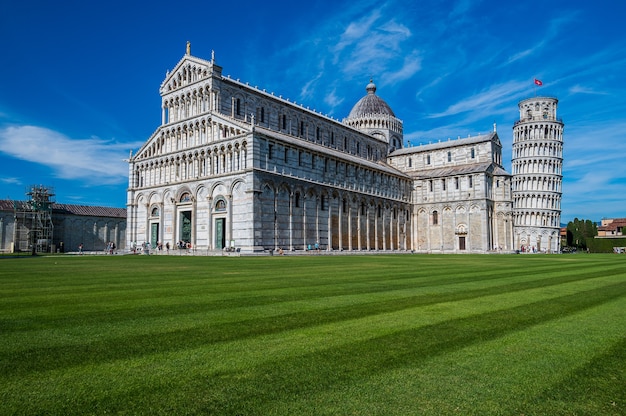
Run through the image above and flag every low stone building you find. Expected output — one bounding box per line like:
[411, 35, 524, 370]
[0, 200, 126, 253]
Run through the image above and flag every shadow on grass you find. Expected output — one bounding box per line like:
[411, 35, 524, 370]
[78, 280, 626, 415]
[2, 269, 625, 378]
[531, 337, 626, 415]
[187, 281, 626, 415]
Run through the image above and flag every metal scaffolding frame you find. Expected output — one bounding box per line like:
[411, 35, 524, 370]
[12, 185, 55, 253]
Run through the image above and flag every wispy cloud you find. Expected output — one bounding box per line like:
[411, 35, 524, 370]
[426, 80, 528, 119]
[501, 11, 579, 67]
[0, 177, 22, 185]
[261, 2, 423, 113]
[324, 88, 344, 109]
[561, 170, 626, 220]
[332, 9, 415, 80]
[381, 50, 422, 86]
[415, 75, 447, 100]
[300, 70, 325, 101]
[568, 85, 609, 95]
[0, 125, 143, 184]
[504, 48, 535, 65]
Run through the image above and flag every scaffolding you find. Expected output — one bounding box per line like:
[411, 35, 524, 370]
[12, 185, 55, 253]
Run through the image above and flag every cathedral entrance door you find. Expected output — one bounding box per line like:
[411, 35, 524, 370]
[150, 223, 159, 249]
[215, 218, 226, 249]
[179, 211, 192, 244]
[459, 236, 466, 251]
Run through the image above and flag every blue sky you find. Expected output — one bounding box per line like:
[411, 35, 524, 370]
[1, 0, 624, 223]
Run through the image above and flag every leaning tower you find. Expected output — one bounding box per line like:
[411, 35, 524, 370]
[512, 96, 564, 253]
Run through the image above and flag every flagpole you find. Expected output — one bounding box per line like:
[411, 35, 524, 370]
[533, 78, 543, 96]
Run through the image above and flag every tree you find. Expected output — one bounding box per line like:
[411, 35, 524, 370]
[566, 218, 598, 249]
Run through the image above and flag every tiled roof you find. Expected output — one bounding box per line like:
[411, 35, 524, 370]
[391, 132, 497, 156]
[407, 162, 507, 179]
[0, 200, 126, 218]
[598, 218, 626, 231]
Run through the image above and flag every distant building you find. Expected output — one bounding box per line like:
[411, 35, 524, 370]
[0, 200, 126, 253]
[126, 46, 563, 254]
[597, 218, 626, 238]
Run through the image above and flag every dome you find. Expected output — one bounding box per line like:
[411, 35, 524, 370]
[347, 80, 396, 119]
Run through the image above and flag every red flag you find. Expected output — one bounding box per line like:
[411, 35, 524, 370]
[534, 79, 543, 86]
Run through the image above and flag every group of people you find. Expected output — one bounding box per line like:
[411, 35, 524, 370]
[128, 241, 192, 254]
[520, 245, 539, 253]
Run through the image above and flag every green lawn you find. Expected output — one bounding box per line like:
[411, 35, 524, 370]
[0, 254, 624, 415]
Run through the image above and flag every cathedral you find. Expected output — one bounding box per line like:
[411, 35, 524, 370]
[126, 46, 563, 254]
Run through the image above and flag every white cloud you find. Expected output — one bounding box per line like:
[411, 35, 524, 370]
[0, 125, 143, 184]
[334, 10, 383, 54]
[415, 75, 447, 99]
[324, 88, 344, 109]
[300, 71, 325, 101]
[568, 85, 609, 95]
[504, 48, 535, 65]
[426, 80, 528, 119]
[381, 50, 422, 86]
[0, 176, 22, 185]
[332, 9, 414, 80]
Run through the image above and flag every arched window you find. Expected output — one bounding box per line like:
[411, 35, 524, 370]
[432, 210, 439, 225]
[150, 207, 160, 217]
[180, 192, 191, 203]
